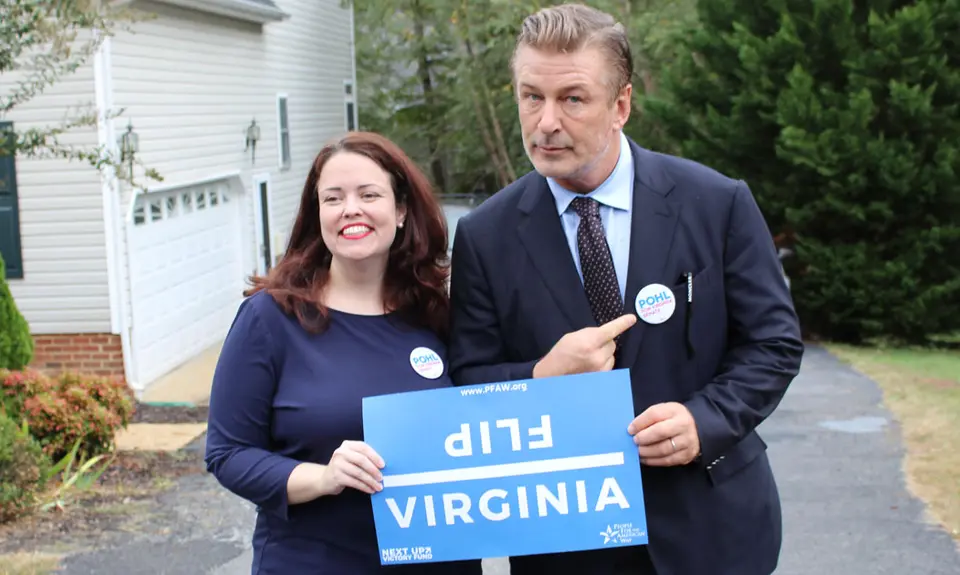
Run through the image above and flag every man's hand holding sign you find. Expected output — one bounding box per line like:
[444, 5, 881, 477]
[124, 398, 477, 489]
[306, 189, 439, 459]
[629, 403, 701, 467]
[531, 312, 702, 468]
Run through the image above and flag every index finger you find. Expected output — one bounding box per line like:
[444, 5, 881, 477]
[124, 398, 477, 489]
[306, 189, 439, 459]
[632, 418, 682, 447]
[597, 313, 637, 340]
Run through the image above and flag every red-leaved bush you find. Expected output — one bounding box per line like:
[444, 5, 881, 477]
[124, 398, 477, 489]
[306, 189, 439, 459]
[0, 369, 136, 460]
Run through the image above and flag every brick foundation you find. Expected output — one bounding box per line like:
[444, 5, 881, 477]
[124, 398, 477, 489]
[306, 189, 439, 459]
[29, 333, 126, 381]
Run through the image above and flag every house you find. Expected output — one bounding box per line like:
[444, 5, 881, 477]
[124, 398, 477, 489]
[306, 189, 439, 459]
[1, 0, 358, 397]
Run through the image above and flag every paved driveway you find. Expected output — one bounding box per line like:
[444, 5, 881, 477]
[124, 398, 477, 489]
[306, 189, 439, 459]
[58, 347, 959, 574]
[767, 347, 958, 574]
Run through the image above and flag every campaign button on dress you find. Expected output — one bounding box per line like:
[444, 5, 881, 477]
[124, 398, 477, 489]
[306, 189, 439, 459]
[409, 346, 444, 379]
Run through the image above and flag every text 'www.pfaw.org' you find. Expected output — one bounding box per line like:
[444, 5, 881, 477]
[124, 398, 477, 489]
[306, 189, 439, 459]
[460, 382, 528, 396]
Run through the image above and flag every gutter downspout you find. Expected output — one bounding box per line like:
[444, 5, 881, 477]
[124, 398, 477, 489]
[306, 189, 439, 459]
[93, 34, 139, 394]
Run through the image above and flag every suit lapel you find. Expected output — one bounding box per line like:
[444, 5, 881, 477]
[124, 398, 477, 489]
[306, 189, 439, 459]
[617, 142, 681, 368]
[517, 177, 595, 331]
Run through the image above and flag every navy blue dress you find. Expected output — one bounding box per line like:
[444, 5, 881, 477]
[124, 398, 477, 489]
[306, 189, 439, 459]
[205, 291, 483, 575]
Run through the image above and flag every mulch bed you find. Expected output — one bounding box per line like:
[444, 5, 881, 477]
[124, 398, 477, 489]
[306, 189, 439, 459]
[0, 449, 206, 554]
[1, 405, 213, 554]
[131, 402, 209, 424]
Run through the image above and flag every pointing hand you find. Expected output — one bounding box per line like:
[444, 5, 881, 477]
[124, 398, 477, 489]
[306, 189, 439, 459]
[533, 314, 637, 378]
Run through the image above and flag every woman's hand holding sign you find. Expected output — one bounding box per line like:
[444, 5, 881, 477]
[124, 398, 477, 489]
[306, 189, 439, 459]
[322, 440, 386, 495]
[287, 440, 386, 504]
[532, 314, 637, 378]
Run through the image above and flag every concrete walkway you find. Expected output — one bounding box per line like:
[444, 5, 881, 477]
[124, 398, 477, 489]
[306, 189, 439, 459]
[139, 341, 222, 406]
[57, 346, 959, 574]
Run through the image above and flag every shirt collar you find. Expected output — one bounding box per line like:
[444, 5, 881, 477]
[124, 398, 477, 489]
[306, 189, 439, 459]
[547, 130, 633, 215]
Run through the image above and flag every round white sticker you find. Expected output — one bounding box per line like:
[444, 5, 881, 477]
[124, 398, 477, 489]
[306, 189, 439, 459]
[634, 283, 676, 325]
[409, 346, 444, 379]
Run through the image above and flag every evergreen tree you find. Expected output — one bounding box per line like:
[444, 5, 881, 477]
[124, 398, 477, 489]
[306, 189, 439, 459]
[646, 0, 960, 343]
[0, 252, 33, 370]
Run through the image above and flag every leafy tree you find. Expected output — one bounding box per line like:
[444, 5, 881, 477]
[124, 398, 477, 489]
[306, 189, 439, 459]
[1, 0, 160, 186]
[351, 0, 697, 194]
[646, 0, 960, 343]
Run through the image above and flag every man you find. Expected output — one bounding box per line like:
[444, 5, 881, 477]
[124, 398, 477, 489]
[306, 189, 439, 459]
[447, 3, 804, 575]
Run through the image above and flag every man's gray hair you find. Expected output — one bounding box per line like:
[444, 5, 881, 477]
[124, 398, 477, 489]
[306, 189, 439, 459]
[511, 3, 634, 99]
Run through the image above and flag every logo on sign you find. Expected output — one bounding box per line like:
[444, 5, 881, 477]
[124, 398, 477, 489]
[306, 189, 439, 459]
[600, 523, 646, 545]
[634, 283, 675, 325]
[409, 347, 444, 379]
[382, 547, 433, 563]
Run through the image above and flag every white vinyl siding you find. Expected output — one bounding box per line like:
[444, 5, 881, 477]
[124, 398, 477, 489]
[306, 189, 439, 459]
[110, 2, 275, 196]
[260, 0, 356, 250]
[110, 0, 356, 280]
[103, 0, 355, 387]
[109, 0, 277, 303]
[255, 0, 355, 254]
[257, 0, 358, 252]
[2, 0, 357, 385]
[1, 59, 109, 334]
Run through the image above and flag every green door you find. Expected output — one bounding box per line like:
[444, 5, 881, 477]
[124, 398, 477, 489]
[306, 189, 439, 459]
[0, 121, 23, 279]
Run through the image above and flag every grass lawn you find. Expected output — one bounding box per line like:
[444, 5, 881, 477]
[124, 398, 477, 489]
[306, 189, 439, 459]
[0, 552, 60, 575]
[827, 342, 960, 541]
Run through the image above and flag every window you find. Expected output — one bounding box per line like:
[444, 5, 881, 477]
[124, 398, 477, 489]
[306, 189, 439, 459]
[346, 102, 356, 131]
[0, 122, 23, 279]
[132, 183, 230, 227]
[277, 95, 291, 168]
[344, 81, 356, 132]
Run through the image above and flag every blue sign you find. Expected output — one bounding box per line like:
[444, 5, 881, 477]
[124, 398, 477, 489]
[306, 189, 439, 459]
[361, 369, 648, 565]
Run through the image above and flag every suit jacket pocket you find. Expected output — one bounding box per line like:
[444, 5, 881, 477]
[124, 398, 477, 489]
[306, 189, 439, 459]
[670, 261, 719, 294]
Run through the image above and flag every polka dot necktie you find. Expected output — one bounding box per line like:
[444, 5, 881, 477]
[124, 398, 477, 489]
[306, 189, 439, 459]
[571, 197, 622, 331]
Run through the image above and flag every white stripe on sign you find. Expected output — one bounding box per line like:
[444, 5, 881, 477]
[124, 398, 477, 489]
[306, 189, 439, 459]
[381, 452, 625, 488]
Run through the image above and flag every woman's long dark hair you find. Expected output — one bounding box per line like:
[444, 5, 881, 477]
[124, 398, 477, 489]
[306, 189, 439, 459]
[245, 131, 451, 340]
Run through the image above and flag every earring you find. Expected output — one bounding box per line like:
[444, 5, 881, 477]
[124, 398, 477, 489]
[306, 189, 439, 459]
[398, 222, 404, 228]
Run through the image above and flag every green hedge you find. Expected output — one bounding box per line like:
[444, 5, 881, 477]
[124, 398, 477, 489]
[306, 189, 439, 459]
[646, 0, 960, 343]
[0, 252, 33, 369]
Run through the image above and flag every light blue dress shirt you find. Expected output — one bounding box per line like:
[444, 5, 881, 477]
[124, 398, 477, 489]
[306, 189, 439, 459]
[546, 130, 634, 301]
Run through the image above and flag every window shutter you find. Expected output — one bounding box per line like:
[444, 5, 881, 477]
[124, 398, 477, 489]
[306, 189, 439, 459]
[0, 121, 24, 279]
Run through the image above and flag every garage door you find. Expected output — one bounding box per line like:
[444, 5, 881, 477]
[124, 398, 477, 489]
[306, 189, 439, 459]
[127, 180, 244, 389]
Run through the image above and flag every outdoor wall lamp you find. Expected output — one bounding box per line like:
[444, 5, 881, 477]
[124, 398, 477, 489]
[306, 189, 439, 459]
[118, 121, 138, 182]
[245, 118, 260, 164]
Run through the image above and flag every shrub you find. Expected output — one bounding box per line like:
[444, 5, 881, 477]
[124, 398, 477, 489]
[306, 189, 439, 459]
[0, 411, 50, 524]
[1, 369, 136, 460]
[0, 252, 33, 370]
[645, 0, 960, 343]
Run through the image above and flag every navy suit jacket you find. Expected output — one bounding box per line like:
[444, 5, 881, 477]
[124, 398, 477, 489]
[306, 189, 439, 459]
[447, 138, 804, 575]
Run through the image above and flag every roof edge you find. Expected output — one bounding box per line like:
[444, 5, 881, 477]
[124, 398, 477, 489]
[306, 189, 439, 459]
[133, 0, 290, 24]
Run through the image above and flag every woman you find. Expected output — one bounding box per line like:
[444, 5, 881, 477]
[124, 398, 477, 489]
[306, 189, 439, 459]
[204, 131, 483, 575]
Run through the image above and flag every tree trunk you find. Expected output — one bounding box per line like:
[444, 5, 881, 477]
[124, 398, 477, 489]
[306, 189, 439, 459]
[411, 0, 447, 191]
[469, 90, 511, 188]
[483, 88, 516, 182]
[463, 38, 516, 184]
